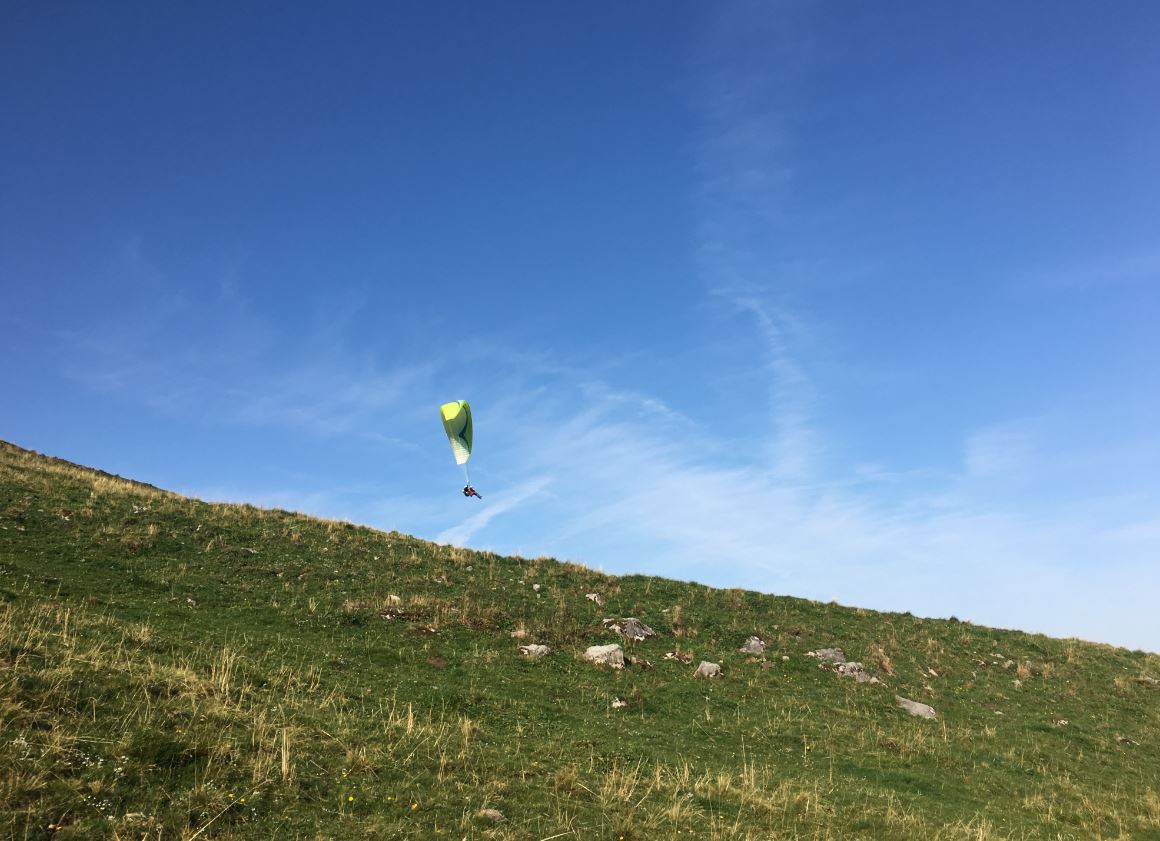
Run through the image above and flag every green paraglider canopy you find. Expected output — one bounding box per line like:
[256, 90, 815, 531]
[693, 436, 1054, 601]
[439, 400, 472, 476]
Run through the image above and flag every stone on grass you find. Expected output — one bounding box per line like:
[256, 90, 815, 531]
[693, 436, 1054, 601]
[739, 636, 766, 655]
[694, 661, 722, 679]
[806, 648, 847, 664]
[519, 644, 551, 657]
[584, 644, 625, 669]
[895, 696, 937, 719]
[603, 617, 656, 642]
[478, 808, 505, 823]
[586, 592, 605, 606]
[836, 662, 880, 684]
[612, 697, 628, 709]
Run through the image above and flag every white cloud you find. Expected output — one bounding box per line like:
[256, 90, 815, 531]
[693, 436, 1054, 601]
[435, 476, 553, 546]
[963, 419, 1037, 479]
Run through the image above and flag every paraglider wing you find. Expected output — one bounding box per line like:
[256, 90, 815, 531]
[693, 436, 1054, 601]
[439, 400, 473, 466]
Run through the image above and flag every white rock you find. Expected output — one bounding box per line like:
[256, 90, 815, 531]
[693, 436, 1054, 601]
[806, 648, 847, 664]
[519, 644, 551, 657]
[584, 644, 625, 669]
[586, 592, 605, 605]
[895, 696, 937, 719]
[694, 661, 722, 679]
[739, 636, 766, 655]
[836, 662, 880, 684]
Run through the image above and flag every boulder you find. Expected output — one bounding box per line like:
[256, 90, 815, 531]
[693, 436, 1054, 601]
[806, 648, 847, 664]
[584, 644, 625, 669]
[603, 617, 656, 642]
[836, 662, 880, 684]
[895, 696, 936, 719]
[694, 661, 722, 679]
[739, 636, 766, 655]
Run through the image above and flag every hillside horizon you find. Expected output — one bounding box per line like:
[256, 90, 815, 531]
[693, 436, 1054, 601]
[3, 438, 1159, 840]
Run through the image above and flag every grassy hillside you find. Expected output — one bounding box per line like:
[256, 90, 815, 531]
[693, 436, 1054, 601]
[2, 440, 1159, 840]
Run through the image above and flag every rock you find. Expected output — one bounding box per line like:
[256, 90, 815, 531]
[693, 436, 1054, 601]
[739, 636, 766, 655]
[478, 808, 505, 823]
[806, 648, 847, 664]
[603, 617, 656, 642]
[584, 644, 625, 669]
[694, 661, 722, 679]
[585, 592, 605, 606]
[612, 697, 628, 709]
[532, 583, 541, 592]
[519, 644, 551, 657]
[895, 696, 936, 719]
[1136, 676, 1160, 689]
[836, 662, 880, 684]
[664, 651, 693, 663]
[1053, 719, 1069, 727]
[386, 594, 402, 606]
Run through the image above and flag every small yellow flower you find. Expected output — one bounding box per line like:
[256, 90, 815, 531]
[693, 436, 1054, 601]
[411, 802, 418, 810]
[347, 796, 354, 802]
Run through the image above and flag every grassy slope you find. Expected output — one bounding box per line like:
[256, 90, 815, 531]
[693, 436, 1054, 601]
[1, 440, 1159, 841]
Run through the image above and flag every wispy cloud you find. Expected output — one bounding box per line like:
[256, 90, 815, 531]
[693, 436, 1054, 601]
[1018, 249, 1160, 293]
[435, 475, 553, 546]
[44, 13, 1159, 654]
[411, 0, 1160, 652]
[58, 239, 441, 443]
[963, 419, 1037, 479]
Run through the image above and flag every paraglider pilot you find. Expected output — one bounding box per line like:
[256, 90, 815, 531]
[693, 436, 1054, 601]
[463, 484, 482, 499]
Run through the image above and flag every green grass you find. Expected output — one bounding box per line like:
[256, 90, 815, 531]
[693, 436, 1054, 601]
[2, 439, 1159, 840]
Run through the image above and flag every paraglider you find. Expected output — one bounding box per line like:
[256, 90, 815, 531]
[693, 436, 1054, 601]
[440, 400, 481, 499]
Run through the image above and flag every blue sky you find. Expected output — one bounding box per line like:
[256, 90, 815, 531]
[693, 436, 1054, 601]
[3, 2, 1159, 651]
